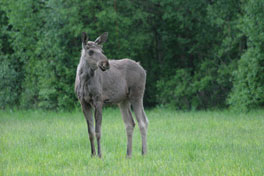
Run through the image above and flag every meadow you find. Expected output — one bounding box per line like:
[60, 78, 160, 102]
[0, 108, 263, 176]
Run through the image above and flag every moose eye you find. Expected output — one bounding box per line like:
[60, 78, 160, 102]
[88, 50, 94, 56]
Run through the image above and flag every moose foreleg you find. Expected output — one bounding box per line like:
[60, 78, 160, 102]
[81, 102, 96, 157]
[94, 102, 103, 158]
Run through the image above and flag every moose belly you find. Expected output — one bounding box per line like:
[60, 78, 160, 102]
[102, 80, 128, 104]
[102, 88, 127, 104]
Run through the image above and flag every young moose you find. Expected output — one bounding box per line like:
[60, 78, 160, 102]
[75, 32, 149, 158]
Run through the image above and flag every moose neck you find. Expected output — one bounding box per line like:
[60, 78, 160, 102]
[79, 55, 96, 80]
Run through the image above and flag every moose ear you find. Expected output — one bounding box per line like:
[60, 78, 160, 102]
[95, 32, 108, 45]
[82, 32, 88, 47]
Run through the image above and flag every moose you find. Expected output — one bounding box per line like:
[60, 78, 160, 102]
[75, 32, 149, 158]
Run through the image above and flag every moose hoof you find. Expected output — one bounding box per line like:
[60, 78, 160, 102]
[126, 154, 132, 159]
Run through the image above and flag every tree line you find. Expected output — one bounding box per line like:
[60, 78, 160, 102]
[0, 0, 263, 111]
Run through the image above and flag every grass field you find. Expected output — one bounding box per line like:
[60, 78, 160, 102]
[0, 108, 264, 176]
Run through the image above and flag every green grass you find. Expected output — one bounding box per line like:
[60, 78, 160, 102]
[0, 108, 264, 176]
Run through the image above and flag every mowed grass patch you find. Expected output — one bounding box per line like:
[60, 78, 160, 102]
[0, 109, 263, 175]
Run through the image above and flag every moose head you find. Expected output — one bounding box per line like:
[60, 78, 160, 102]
[81, 32, 110, 71]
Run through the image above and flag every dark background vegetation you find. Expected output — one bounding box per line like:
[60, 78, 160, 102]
[0, 0, 263, 111]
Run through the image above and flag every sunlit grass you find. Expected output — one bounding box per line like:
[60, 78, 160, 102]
[1, 108, 263, 175]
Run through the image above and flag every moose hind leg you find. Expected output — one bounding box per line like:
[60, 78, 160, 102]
[131, 100, 149, 155]
[119, 101, 135, 158]
[81, 102, 96, 156]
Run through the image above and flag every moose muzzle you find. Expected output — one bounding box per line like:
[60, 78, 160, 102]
[99, 60, 110, 71]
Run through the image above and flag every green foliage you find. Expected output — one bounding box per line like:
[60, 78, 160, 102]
[0, 7, 19, 109]
[156, 0, 241, 110]
[0, 58, 18, 109]
[228, 0, 264, 111]
[0, 0, 263, 110]
[157, 60, 236, 110]
[157, 69, 193, 110]
[229, 48, 264, 111]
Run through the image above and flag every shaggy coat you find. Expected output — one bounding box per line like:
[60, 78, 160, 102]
[75, 32, 148, 158]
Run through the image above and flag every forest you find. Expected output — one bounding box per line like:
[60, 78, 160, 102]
[0, 0, 263, 111]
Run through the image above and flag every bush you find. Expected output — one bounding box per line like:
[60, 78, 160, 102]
[228, 0, 264, 111]
[228, 48, 264, 111]
[157, 69, 194, 110]
[0, 57, 19, 109]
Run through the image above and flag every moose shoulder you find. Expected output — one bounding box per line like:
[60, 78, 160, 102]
[75, 32, 149, 158]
